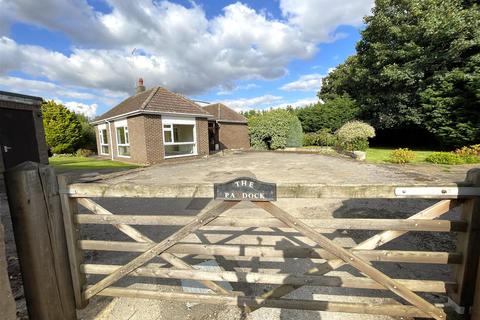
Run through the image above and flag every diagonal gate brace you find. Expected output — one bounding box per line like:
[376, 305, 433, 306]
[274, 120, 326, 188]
[77, 198, 234, 296]
[83, 200, 239, 300]
[255, 201, 447, 320]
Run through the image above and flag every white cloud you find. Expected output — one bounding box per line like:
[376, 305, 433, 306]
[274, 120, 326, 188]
[62, 101, 98, 119]
[217, 83, 259, 95]
[270, 98, 319, 109]
[0, 2, 319, 96]
[279, 0, 374, 41]
[0, 75, 127, 112]
[0, 0, 373, 98]
[218, 94, 282, 112]
[281, 74, 323, 91]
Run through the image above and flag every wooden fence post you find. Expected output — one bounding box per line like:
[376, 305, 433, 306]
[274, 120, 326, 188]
[58, 174, 88, 309]
[4, 162, 77, 320]
[449, 168, 480, 318]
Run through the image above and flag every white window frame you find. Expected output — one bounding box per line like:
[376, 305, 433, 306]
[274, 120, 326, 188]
[98, 124, 110, 155]
[162, 116, 197, 159]
[114, 119, 130, 158]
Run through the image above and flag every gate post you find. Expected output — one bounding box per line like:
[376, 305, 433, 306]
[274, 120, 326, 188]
[4, 162, 77, 320]
[449, 168, 480, 318]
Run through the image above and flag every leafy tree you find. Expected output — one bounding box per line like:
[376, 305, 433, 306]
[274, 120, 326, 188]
[296, 96, 359, 133]
[248, 109, 303, 149]
[42, 100, 83, 154]
[77, 113, 97, 151]
[320, 0, 480, 147]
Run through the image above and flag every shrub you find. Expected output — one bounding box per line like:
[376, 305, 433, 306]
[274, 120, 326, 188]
[303, 129, 336, 146]
[296, 96, 359, 132]
[249, 109, 303, 150]
[76, 148, 94, 157]
[335, 120, 375, 151]
[461, 155, 480, 164]
[42, 100, 83, 154]
[454, 144, 480, 157]
[389, 148, 416, 164]
[426, 152, 463, 165]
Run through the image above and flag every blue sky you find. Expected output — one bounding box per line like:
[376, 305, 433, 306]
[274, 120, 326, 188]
[0, 0, 373, 118]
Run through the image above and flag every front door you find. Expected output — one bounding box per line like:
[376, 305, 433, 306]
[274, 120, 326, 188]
[0, 108, 40, 169]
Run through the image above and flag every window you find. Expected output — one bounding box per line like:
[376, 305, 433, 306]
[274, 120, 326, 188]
[115, 120, 130, 157]
[163, 117, 196, 158]
[99, 127, 109, 155]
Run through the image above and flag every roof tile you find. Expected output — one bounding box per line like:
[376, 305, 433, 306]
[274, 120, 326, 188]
[202, 103, 247, 123]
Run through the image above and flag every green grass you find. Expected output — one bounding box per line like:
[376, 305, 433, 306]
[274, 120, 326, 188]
[366, 147, 435, 164]
[49, 156, 140, 170]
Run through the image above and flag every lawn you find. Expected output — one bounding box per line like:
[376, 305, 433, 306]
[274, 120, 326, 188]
[366, 147, 435, 164]
[49, 156, 140, 170]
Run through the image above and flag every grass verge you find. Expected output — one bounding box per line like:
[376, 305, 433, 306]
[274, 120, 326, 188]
[49, 156, 139, 170]
[366, 148, 435, 164]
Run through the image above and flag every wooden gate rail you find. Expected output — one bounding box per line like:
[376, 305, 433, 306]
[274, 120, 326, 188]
[63, 182, 480, 199]
[58, 174, 480, 319]
[78, 240, 462, 264]
[74, 215, 467, 231]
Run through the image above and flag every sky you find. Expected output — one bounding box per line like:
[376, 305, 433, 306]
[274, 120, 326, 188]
[0, 0, 374, 118]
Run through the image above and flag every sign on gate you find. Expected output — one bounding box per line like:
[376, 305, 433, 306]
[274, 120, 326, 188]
[214, 177, 276, 201]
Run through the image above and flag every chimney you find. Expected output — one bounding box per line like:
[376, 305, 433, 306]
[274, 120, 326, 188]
[136, 78, 146, 94]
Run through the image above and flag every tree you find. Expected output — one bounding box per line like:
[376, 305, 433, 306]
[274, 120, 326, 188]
[320, 0, 480, 147]
[248, 109, 303, 150]
[42, 100, 83, 154]
[296, 96, 359, 133]
[77, 113, 97, 151]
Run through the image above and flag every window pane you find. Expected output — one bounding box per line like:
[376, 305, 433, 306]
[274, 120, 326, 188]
[172, 124, 194, 143]
[101, 146, 109, 154]
[118, 146, 130, 156]
[125, 129, 129, 144]
[165, 144, 194, 157]
[101, 129, 108, 143]
[164, 130, 172, 143]
[116, 127, 126, 144]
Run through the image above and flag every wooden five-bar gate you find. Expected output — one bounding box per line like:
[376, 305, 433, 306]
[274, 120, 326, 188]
[49, 169, 480, 320]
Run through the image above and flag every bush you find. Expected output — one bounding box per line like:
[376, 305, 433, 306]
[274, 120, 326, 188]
[389, 148, 416, 164]
[454, 144, 480, 157]
[76, 148, 94, 157]
[303, 129, 336, 146]
[42, 100, 83, 154]
[426, 152, 464, 165]
[461, 155, 480, 164]
[249, 109, 303, 150]
[335, 120, 375, 151]
[296, 96, 359, 133]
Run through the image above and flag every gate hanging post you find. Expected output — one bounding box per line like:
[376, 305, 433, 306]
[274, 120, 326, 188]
[5, 162, 77, 320]
[449, 168, 480, 318]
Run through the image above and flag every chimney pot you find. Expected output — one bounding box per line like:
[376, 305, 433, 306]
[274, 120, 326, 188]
[136, 78, 146, 94]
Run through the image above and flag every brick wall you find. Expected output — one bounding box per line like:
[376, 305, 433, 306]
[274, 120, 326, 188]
[218, 122, 250, 150]
[127, 115, 149, 164]
[94, 115, 210, 165]
[196, 118, 209, 157]
[143, 115, 164, 163]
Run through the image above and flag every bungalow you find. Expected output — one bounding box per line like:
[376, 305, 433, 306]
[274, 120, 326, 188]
[92, 79, 250, 165]
[202, 103, 250, 151]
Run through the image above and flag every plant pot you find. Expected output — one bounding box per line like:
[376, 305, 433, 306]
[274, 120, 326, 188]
[352, 150, 366, 161]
